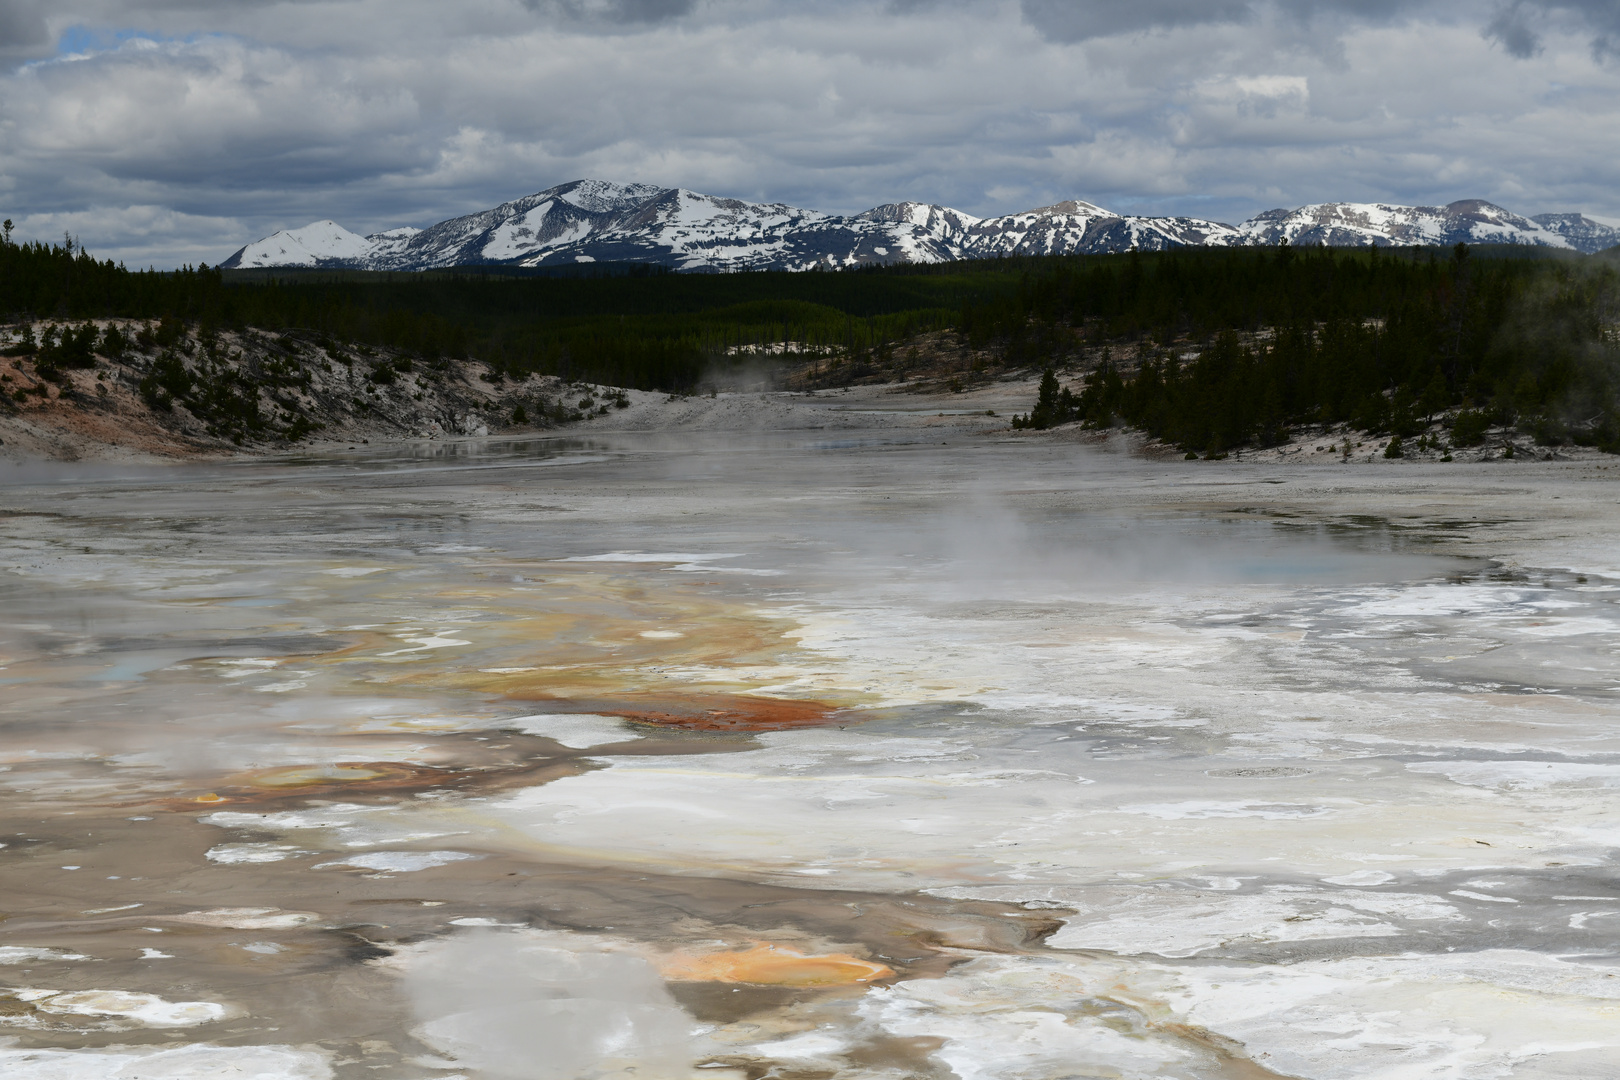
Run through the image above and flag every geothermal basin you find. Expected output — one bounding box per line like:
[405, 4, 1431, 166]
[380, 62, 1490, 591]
[2, 413, 1619, 1079]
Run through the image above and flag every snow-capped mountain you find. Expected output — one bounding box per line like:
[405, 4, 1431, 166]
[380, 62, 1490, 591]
[226, 220, 376, 267]
[957, 200, 1246, 255]
[1530, 212, 1620, 251]
[220, 182, 1620, 272]
[1225, 199, 1608, 249]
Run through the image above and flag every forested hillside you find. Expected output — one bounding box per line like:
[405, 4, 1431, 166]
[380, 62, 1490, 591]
[0, 233, 979, 388]
[3, 224, 1616, 455]
[1003, 244, 1620, 455]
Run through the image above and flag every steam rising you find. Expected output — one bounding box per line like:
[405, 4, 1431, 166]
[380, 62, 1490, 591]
[405, 931, 696, 1079]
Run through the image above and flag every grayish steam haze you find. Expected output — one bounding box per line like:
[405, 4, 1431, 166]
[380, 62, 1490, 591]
[406, 931, 696, 1079]
[3, 0, 1619, 266]
[7, 427, 1620, 1075]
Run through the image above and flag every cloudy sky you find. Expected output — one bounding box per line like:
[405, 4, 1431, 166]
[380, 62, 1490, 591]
[2, 0, 1617, 267]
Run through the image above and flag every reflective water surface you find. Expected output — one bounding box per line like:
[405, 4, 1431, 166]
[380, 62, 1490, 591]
[2, 433, 1618, 1079]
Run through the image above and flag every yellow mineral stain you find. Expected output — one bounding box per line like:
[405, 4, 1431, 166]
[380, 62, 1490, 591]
[657, 943, 893, 986]
[245, 765, 393, 788]
[281, 566, 875, 730]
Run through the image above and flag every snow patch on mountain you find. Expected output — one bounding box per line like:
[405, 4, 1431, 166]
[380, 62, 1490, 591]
[223, 220, 374, 269]
[481, 202, 556, 260]
[1530, 212, 1620, 251]
[555, 179, 664, 214]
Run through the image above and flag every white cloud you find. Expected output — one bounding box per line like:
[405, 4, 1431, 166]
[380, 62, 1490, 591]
[11, 204, 247, 267]
[0, 0, 1615, 266]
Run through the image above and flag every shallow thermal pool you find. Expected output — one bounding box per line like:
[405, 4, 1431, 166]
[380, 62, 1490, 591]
[1, 431, 1618, 1080]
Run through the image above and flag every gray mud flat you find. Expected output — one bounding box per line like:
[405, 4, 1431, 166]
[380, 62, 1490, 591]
[2, 425, 1619, 1079]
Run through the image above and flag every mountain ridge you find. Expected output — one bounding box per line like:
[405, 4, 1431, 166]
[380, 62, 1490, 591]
[221, 180, 1620, 272]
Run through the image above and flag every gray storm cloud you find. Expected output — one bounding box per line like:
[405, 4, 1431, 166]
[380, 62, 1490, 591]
[1018, 0, 1258, 40]
[1484, 0, 1620, 59]
[0, 0, 50, 60]
[524, 0, 699, 24]
[1, 0, 1616, 267]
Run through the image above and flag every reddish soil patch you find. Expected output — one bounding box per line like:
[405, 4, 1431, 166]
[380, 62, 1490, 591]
[582, 693, 848, 732]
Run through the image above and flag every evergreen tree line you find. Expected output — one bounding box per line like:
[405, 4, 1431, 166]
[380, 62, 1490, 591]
[4, 222, 1618, 440]
[0, 229, 1002, 389]
[1007, 244, 1620, 454]
[0, 226, 224, 329]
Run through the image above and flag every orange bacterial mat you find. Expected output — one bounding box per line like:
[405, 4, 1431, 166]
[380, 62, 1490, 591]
[657, 943, 894, 986]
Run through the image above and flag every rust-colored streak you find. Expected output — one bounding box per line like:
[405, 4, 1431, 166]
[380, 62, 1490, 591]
[571, 693, 845, 732]
[170, 762, 455, 807]
[658, 943, 894, 987]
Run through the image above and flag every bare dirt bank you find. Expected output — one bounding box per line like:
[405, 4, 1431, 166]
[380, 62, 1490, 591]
[0, 320, 580, 464]
[0, 324, 1036, 463]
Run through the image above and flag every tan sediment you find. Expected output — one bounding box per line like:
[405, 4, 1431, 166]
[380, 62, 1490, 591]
[163, 755, 601, 810]
[365, 568, 875, 729]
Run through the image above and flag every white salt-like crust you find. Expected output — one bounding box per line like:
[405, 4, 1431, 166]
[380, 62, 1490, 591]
[0, 1044, 332, 1079]
[313, 850, 477, 873]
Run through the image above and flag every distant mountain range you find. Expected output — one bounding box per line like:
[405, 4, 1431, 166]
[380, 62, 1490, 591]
[221, 179, 1620, 272]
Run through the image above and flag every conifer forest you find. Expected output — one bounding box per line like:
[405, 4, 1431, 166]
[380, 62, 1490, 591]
[3, 228, 1616, 454]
